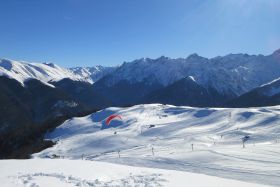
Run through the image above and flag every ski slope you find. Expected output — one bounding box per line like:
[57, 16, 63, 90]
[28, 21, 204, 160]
[33, 104, 280, 186]
[0, 159, 266, 187]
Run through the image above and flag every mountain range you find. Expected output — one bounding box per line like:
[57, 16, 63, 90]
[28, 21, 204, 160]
[92, 49, 280, 106]
[1, 49, 280, 157]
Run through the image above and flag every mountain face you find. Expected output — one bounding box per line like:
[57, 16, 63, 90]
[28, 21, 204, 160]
[142, 76, 234, 107]
[0, 76, 114, 158]
[0, 59, 116, 86]
[92, 50, 280, 106]
[0, 59, 86, 85]
[93, 75, 163, 106]
[0, 76, 98, 158]
[2, 50, 280, 106]
[51, 78, 112, 109]
[0, 60, 116, 157]
[227, 78, 280, 107]
[69, 66, 117, 84]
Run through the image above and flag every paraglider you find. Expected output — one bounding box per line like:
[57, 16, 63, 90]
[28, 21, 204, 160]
[106, 114, 122, 125]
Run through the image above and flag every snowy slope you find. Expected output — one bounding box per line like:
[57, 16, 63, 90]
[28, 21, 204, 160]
[70, 66, 117, 84]
[99, 50, 280, 96]
[260, 77, 280, 96]
[0, 59, 84, 85]
[0, 58, 118, 86]
[227, 77, 280, 107]
[0, 159, 266, 187]
[35, 104, 280, 186]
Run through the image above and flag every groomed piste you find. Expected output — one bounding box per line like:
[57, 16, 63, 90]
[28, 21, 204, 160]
[27, 104, 280, 186]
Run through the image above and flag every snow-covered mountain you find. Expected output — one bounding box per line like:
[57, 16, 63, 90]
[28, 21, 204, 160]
[96, 50, 280, 97]
[34, 104, 280, 186]
[142, 76, 230, 107]
[70, 66, 117, 83]
[0, 59, 116, 86]
[0, 75, 98, 158]
[0, 74, 112, 158]
[2, 49, 280, 101]
[0, 59, 85, 85]
[260, 77, 280, 96]
[1, 49, 280, 113]
[228, 77, 280, 107]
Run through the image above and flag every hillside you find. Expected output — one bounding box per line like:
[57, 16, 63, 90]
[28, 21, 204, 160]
[35, 104, 280, 186]
[0, 77, 101, 158]
[228, 77, 280, 107]
[142, 76, 232, 107]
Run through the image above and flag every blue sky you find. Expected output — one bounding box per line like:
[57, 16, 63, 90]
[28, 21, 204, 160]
[0, 0, 279, 67]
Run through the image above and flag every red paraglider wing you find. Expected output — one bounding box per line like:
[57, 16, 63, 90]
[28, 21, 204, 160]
[106, 114, 122, 125]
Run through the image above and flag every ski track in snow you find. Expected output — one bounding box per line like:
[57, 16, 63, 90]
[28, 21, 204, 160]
[13, 172, 164, 187]
[1, 159, 266, 187]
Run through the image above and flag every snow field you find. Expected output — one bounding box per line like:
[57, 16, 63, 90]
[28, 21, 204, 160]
[0, 159, 267, 187]
[33, 104, 280, 186]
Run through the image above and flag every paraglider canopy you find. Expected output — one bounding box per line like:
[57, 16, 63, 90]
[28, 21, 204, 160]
[106, 114, 122, 125]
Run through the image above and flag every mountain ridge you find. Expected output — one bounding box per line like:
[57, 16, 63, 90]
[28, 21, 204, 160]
[0, 58, 116, 87]
[94, 49, 280, 97]
[227, 77, 280, 107]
